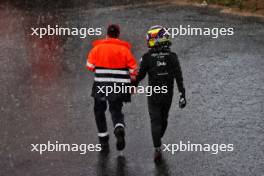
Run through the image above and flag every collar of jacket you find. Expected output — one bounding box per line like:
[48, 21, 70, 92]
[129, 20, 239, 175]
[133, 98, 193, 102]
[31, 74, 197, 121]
[150, 46, 171, 53]
[92, 37, 131, 49]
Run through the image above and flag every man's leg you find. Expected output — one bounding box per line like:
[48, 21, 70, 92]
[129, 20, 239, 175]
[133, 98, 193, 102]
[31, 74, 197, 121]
[148, 101, 163, 148]
[148, 101, 163, 162]
[108, 100, 125, 151]
[94, 97, 109, 154]
[160, 101, 172, 138]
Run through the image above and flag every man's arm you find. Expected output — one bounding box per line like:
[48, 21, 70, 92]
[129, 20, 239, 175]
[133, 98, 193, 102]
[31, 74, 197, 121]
[172, 53, 185, 96]
[86, 47, 96, 72]
[171, 53, 186, 108]
[126, 49, 138, 81]
[135, 55, 148, 86]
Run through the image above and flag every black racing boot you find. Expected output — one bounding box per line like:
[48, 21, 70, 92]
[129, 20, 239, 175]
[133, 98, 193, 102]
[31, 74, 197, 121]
[99, 135, 110, 156]
[154, 147, 162, 163]
[114, 127, 125, 151]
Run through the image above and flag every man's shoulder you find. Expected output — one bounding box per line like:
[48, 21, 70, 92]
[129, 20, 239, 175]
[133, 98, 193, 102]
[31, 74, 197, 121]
[168, 51, 178, 58]
[92, 38, 132, 49]
[141, 50, 152, 60]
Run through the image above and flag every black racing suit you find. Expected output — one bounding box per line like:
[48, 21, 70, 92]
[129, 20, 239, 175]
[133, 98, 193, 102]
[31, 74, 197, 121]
[136, 47, 185, 148]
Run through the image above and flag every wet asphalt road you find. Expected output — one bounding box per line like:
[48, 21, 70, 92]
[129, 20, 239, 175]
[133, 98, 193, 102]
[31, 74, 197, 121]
[0, 1, 264, 176]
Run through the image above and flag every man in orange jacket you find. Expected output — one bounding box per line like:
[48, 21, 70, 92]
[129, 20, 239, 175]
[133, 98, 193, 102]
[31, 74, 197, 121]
[86, 24, 137, 154]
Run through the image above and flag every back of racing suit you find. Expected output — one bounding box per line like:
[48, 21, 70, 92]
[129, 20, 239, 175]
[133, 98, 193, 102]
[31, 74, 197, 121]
[136, 46, 185, 148]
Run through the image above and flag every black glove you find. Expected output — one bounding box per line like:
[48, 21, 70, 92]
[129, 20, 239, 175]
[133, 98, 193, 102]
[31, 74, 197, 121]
[179, 93, 186, 109]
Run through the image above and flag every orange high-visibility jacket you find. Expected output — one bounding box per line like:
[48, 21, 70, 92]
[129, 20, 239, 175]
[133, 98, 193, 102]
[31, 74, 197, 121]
[86, 38, 137, 79]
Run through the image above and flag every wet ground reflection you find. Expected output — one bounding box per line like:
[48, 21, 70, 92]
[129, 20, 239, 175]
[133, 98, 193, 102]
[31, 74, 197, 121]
[116, 156, 127, 176]
[97, 155, 129, 176]
[155, 159, 170, 176]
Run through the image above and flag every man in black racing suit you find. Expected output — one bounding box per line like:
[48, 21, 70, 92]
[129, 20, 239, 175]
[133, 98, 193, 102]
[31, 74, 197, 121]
[135, 25, 187, 163]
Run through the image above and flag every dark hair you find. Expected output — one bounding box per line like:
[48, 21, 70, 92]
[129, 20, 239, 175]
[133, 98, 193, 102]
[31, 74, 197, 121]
[107, 24, 120, 38]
